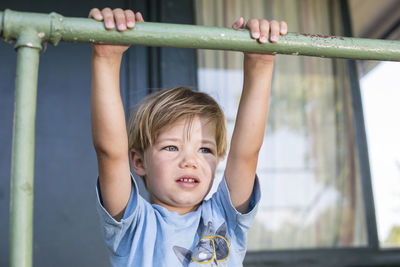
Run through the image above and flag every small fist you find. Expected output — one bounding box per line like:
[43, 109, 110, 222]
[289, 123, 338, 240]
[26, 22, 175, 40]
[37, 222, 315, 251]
[88, 8, 145, 57]
[232, 17, 287, 43]
[88, 7, 144, 32]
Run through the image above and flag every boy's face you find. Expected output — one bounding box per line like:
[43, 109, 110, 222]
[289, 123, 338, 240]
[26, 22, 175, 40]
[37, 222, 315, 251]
[134, 116, 220, 215]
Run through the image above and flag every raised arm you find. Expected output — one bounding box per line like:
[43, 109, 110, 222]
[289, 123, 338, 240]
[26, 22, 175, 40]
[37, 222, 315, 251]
[90, 8, 144, 221]
[225, 18, 287, 213]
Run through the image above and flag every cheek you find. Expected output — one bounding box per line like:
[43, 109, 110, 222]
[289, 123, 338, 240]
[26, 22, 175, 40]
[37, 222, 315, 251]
[147, 154, 175, 177]
[203, 156, 218, 173]
[154, 151, 177, 162]
[146, 151, 170, 168]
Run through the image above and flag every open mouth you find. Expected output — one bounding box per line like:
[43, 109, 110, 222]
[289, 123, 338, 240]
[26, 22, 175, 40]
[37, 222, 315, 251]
[176, 176, 200, 184]
[178, 178, 198, 183]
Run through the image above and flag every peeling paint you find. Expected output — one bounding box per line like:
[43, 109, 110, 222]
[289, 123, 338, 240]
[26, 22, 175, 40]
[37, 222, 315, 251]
[26, 43, 33, 47]
[38, 32, 45, 38]
[301, 33, 346, 41]
[20, 182, 33, 195]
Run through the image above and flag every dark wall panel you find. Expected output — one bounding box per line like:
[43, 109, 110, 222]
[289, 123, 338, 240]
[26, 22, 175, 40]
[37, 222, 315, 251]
[147, 0, 197, 90]
[0, 36, 16, 267]
[159, 0, 197, 89]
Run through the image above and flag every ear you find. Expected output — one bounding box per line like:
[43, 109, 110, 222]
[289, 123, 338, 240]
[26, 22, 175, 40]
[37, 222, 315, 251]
[130, 149, 146, 177]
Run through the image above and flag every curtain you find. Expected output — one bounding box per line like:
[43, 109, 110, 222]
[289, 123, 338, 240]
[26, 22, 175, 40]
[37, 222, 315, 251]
[196, 0, 367, 250]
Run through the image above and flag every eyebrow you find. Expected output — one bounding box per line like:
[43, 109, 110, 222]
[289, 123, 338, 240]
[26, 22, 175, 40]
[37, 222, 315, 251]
[201, 139, 217, 147]
[156, 137, 180, 144]
[156, 137, 216, 146]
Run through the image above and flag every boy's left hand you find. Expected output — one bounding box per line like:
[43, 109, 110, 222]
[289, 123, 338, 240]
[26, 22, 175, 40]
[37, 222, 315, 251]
[232, 17, 288, 62]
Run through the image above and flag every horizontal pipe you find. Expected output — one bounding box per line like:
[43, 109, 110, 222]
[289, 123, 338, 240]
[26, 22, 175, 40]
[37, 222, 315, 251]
[1, 9, 400, 61]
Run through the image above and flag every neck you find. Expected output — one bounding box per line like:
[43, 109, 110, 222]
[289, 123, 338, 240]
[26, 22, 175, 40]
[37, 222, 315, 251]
[151, 199, 201, 215]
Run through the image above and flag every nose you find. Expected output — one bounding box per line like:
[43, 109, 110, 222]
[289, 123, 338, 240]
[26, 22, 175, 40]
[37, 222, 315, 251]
[179, 150, 198, 169]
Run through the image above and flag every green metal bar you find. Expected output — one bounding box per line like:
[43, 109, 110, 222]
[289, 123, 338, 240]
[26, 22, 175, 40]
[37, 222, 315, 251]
[9, 28, 42, 267]
[1, 9, 400, 61]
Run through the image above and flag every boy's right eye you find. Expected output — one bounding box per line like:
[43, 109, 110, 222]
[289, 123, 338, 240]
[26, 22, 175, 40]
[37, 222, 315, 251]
[163, 146, 178, 152]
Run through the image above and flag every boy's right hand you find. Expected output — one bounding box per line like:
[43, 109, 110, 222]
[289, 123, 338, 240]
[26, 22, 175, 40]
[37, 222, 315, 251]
[88, 8, 144, 58]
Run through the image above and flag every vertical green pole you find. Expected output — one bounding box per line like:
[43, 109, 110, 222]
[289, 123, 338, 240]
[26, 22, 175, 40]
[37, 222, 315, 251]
[10, 29, 42, 267]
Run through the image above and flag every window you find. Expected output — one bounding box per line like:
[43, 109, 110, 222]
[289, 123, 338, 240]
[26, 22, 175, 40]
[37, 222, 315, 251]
[196, 0, 368, 250]
[360, 61, 400, 248]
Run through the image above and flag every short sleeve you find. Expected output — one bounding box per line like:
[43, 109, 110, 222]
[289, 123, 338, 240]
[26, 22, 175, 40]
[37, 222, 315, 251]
[213, 174, 261, 232]
[95, 174, 142, 257]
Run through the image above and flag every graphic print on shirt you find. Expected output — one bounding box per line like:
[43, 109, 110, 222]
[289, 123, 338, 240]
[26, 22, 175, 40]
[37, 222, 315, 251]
[173, 220, 231, 266]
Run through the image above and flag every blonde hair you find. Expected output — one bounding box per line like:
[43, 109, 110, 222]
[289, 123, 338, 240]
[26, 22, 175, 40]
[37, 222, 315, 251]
[128, 86, 227, 160]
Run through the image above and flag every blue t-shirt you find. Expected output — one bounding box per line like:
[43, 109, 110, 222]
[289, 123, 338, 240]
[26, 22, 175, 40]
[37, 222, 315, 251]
[96, 174, 261, 267]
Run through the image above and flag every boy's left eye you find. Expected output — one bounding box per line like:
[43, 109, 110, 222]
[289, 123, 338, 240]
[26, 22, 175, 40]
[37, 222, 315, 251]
[199, 147, 212, 154]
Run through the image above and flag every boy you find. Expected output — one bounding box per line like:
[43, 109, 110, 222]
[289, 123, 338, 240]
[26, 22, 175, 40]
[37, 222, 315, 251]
[89, 7, 287, 266]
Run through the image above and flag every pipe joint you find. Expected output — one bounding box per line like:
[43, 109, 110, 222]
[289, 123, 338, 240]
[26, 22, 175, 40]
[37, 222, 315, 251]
[14, 28, 42, 51]
[49, 12, 63, 46]
[1, 9, 64, 47]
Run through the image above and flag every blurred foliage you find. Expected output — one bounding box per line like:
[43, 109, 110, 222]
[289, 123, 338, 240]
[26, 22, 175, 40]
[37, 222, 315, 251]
[384, 226, 400, 247]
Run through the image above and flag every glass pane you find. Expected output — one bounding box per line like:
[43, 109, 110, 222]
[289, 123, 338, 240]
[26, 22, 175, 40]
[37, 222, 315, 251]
[196, 0, 368, 250]
[360, 61, 400, 248]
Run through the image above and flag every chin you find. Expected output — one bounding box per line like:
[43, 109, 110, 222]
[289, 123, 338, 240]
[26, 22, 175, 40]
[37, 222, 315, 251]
[175, 198, 203, 208]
